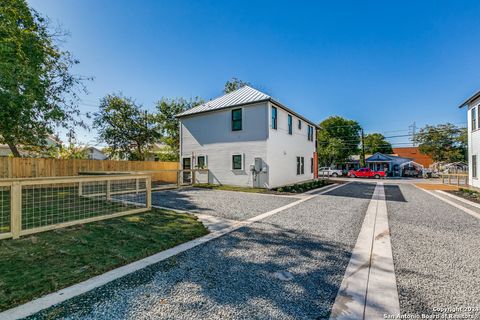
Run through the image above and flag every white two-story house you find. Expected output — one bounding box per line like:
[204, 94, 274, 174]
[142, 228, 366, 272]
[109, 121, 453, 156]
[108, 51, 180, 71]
[460, 90, 480, 188]
[176, 86, 319, 188]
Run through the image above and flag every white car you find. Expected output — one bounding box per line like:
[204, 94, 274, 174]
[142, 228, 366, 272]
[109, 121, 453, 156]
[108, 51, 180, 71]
[319, 167, 343, 177]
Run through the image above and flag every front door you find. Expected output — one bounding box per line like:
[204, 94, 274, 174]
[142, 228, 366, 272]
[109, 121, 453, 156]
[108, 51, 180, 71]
[182, 157, 191, 184]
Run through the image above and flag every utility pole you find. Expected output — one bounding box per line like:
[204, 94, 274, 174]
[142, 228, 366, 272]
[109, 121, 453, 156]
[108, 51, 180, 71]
[409, 122, 417, 147]
[361, 129, 366, 167]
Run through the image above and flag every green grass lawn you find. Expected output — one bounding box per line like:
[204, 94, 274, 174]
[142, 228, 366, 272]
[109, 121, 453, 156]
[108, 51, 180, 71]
[0, 208, 208, 311]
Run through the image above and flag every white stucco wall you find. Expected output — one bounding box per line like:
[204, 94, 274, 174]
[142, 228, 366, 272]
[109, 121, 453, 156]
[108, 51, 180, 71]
[467, 97, 480, 188]
[180, 102, 269, 187]
[266, 102, 316, 188]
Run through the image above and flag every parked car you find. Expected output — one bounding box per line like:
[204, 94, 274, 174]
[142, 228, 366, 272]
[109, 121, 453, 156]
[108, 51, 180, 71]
[319, 167, 343, 177]
[348, 168, 385, 179]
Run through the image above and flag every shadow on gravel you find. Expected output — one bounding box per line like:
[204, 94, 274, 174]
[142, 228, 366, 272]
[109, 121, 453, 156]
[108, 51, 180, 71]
[31, 225, 352, 320]
[151, 188, 214, 212]
[324, 182, 376, 200]
[384, 185, 407, 202]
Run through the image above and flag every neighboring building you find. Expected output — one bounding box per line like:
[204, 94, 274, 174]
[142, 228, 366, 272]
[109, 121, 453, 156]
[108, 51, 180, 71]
[459, 90, 480, 188]
[0, 135, 61, 157]
[84, 147, 108, 160]
[176, 86, 318, 188]
[342, 152, 423, 177]
[392, 147, 433, 168]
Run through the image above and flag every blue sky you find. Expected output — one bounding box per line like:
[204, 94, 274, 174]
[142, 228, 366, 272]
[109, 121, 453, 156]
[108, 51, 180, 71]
[28, 0, 479, 147]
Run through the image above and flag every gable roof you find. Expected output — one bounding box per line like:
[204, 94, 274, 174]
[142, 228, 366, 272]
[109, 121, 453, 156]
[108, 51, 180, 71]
[458, 90, 480, 108]
[176, 85, 318, 128]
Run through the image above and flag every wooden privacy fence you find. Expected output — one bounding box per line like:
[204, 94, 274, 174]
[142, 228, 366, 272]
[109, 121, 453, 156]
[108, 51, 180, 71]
[0, 174, 152, 240]
[81, 169, 210, 190]
[440, 173, 468, 186]
[0, 157, 179, 178]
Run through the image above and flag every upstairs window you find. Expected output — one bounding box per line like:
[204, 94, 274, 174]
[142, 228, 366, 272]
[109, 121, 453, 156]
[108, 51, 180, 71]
[473, 107, 478, 131]
[307, 126, 314, 141]
[271, 106, 277, 129]
[298, 119, 302, 130]
[288, 115, 293, 135]
[232, 108, 242, 131]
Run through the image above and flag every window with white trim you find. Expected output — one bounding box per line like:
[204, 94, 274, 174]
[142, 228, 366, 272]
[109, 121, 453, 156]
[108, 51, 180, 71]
[473, 155, 477, 179]
[288, 114, 293, 135]
[472, 107, 477, 131]
[197, 155, 207, 169]
[232, 154, 243, 170]
[272, 106, 277, 129]
[231, 108, 242, 131]
[296, 156, 304, 175]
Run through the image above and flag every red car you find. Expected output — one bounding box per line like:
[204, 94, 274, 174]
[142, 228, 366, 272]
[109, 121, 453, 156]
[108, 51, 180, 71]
[348, 168, 385, 179]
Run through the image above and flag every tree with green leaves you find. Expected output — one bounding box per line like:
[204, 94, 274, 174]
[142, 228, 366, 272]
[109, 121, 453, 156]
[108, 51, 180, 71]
[156, 97, 204, 160]
[224, 78, 250, 94]
[93, 94, 161, 161]
[155, 97, 203, 159]
[413, 123, 467, 162]
[0, 0, 88, 157]
[364, 133, 393, 154]
[317, 116, 362, 166]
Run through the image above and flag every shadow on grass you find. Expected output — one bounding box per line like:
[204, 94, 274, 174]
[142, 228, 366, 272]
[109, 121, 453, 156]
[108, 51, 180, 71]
[30, 223, 353, 319]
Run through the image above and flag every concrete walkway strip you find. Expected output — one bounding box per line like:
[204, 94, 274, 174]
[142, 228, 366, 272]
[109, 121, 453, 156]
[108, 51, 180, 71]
[330, 182, 400, 320]
[415, 186, 480, 220]
[0, 182, 342, 320]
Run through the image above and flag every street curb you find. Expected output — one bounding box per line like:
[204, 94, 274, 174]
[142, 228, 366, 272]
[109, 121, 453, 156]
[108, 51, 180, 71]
[414, 186, 480, 220]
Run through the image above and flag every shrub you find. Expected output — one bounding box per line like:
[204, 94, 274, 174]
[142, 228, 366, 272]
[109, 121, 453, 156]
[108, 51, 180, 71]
[276, 179, 329, 193]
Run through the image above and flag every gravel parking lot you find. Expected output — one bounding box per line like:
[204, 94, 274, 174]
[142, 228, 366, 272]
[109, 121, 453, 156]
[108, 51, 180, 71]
[386, 184, 480, 318]
[150, 187, 301, 220]
[28, 182, 374, 320]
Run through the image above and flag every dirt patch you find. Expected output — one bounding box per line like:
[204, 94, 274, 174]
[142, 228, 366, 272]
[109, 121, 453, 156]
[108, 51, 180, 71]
[414, 183, 459, 191]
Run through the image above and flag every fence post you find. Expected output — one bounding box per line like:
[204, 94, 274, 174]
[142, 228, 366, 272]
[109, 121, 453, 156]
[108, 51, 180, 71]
[177, 170, 180, 187]
[448, 175, 451, 185]
[106, 179, 111, 200]
[78, 181, 83, 196]
[135, 178, 140, 194]
[457, 175, 460, 186]
[192, 170, 196, 185]
[10, 181, 22, 239]
[146, 176, 152, 209]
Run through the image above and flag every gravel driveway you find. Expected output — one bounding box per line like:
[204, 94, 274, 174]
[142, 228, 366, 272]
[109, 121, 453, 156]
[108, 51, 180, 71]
[28, 182, 375, 320]
[386, 184, 480, 318]
[151, 187, 300, 220]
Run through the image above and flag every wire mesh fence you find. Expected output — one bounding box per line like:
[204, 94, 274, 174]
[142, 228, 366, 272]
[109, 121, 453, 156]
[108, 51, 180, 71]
[0, 174, 151, 239]
[79, 169, 210, 189]
[0, 185, 10, 235]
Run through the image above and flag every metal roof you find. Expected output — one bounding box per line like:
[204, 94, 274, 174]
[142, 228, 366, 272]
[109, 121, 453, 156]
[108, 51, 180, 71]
[458, 89, 480, 108]
[176, 86, 270, 117]
[176, 85, 318, 127]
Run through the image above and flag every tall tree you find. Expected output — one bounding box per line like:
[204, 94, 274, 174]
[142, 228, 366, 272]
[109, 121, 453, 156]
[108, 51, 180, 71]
[413, 123, 467, 162]
[317, 116, 362, 166]
[224, 78, 250, 94]
[0, 0, 88, 157]
[155, 97, 203, 159]
[93, 94, 161, 160]
[364, 133, 393, 154]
